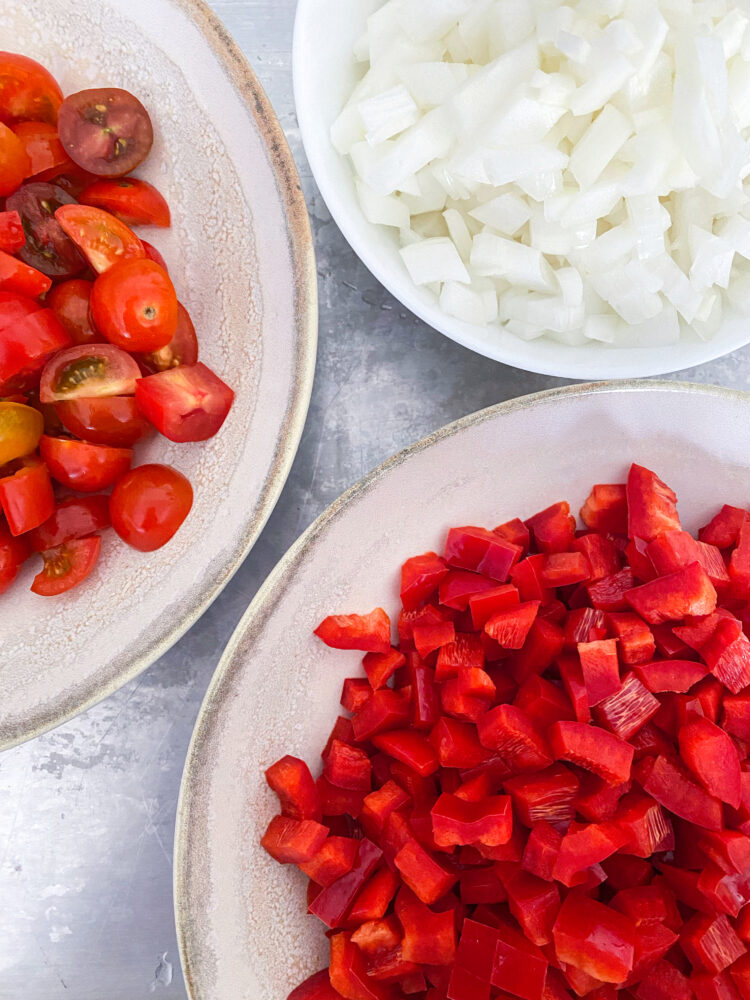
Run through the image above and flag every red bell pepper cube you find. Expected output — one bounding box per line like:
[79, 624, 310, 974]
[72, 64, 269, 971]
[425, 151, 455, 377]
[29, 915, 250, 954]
[627, 464, 681, 542]
[413, 620, 455, 659]
[588, 568, 637, 612]
[576, 773, 632, 826]
[553, 891, 636, 984]
[341, 678, 372, 714]
[398, 603, 450, 649]
[640, 754, 723, 831]
[365, 947, 421, 985]
[541, 552, 591, 587]
[700, 505, 747, 549]
[429, 717, 489, 769]
[396, 887, 456, 965]
[730, 954, 750, 1000]
[508, 618, 565, 684]
[514, 676, 574, 729]
[678, 715, 742, 808]
[512, 554, 554, 604]
[635, 658, 709, 693]
[681, 914, 745, 974]
[525, 501, 576, 554]
[578, 638, 621, 706]
[265, 755, 321, 821]
[635, 961, 694, 1000]
[0, 210, 24, 253]
[484, 600, 540, 649]
[730, 518, 750, 596]
[700, 617, 750, 693]
[558, 654, 592, 723]
[322, 717, 356, 761]
[363, 648, 405, 690]
[444, 525, 521, 581]
[553, 821, 629, 886]
[626, 562, 717, 624]
[438, 569, 498, 610]
[430, 792, 512, 848]
[699, 831, 750, 875]
[352, 690, 410, 741]
[490, 917, 549, 1000]
[522, 820, 563, 880]
[350, 914, 401, 956]
[371, 730, 438, 777]
[435, 633, 484, 680]
[440, 678, 491, 724]
[324, 741, 372, 792]
[394, 838, 459, 905]
[548, 720, 633, 785]
[610, 885, 676, 927]
[451, 666, 496, 701]
[615, 792, 673, 858]
[0, 461, 55, 535]
[477, 704, 552, 772]
[692, 972, 743, 1000]
[315, 608, 392, 653]
[261, 815, 329, 865]
[573, 533, 621, 581]
[288, 969, 347, 1000]
[626, 537, 657, 583]
[602, 855, 653, 890]
[447, 964, 491, 1000]
[407, 657, 440, 730]
[593, 673, 660, 741]
[504, 868, 561, 947]
[495, 517, 531, 553]
[329, 933, 394, 1000]
[607, 613, 656, 665]
[360, 781, 410, 842]
[697, 864, 750, 917]
[316, 777, 366, 818]
[400, 551, 449, 611]
[308, 838, 382, 928]
[504, 763, 579, 829]
[347, 866, 400, 924]
[455, 917, 500, 981]
[299, 836, 359, 887]
[459, 865, 508, 904]
[565, 607, 608, 647]
[628, 923, 680, 986]
[648, 530, 729, 588]
[673, 609, 734, 653]
[469, 583, 520, 629]
[581, 483, 628, 535]
[723, 692, 750, 740]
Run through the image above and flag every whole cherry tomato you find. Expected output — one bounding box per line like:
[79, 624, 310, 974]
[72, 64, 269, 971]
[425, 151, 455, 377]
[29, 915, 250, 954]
[110, 464, 193, 552]
[56, 396, 152, 448]
[31, 535, 101, 596]
[90, 258, 178, 352]
[40, 435, 133, 492]
[47, 279, 101, 346]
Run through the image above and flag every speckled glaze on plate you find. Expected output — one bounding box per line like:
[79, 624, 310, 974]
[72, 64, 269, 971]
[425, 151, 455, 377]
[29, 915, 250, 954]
[0, 0, 317, 749]
[175, 380, 750, 1000]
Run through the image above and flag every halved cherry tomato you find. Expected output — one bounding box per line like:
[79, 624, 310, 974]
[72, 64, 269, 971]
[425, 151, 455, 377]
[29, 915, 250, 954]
[47, 279, 101, 346]
[0, 210, 25, 253]
[90, 258, 178, 352]
[80, 178, 170, 228]
[39, 343, 141, 404]
[0, 401, 43, 465]
[6, 182, 86, 278]
[31, 535, 101, 596]
[0, 308, 71, 394]
[12, 122, 69, 179]
[57, 88, 153, 177]
[0, 250, 51, 297]
[138, 302, 199, 373]
[135, 363, 234, 442]
[0, 519, 30, 593]
[141, 240, 168, 271]
[110, 464, 193, 551]
[29, 495, 110, 552]
[0, 122, 30, 196]
[0, 53, 63, 125]
[0, 460, 55, 535]
[56, 396, 152, 447]
[40, 435, 133, 492]
[55, 204, 145, 273]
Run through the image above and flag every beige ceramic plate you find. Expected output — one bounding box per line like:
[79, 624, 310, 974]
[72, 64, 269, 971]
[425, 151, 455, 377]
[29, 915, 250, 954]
[0, 0, 317, 749]
[175, 380, 750, 1000]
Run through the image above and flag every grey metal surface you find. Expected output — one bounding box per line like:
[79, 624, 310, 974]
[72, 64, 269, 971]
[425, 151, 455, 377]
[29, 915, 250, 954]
[2, 1, 749, 997]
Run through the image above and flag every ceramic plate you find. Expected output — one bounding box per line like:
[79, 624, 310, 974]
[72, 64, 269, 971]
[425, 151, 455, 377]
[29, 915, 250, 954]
[0, 0, 317, 749]
[175, 380, 750, 999]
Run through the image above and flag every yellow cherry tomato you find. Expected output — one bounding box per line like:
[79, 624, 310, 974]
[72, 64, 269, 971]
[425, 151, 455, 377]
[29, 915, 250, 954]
[0, 402, 44, 466]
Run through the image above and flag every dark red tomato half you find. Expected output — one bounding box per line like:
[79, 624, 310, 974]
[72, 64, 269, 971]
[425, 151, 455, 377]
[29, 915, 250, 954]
[0, 460, 55, 535]
[0, 52, 63, 126]
[0, 519, 30, 593]
[110, 464, 193, 552]
[135, 363, 235, 443]
[56, 396, 152, 447]
[0, 308, 71, 395]
[29, 495, 111, 552]
[57, 88, 153, 177]
[47, 279, 101, 346]
[12, 122, 70, 180]
[80, 178, 170, 228]
[39, 344, 141, 404]
[6, 182, 86, 279]
[31, 535, 101, 596]
[40, 435, 133, 492]
[138, 302, 198, 374]
[90, 258, 178, 352]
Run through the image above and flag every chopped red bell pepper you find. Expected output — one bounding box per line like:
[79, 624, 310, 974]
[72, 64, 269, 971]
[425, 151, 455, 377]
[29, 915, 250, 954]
[626, 563, 717, 625]
[635, 658, 709, 693]
[610, 885, 676, 927]
[581, 483, 628, 535]
[435, 633, 484, 680]
[444, 526, 521, 581]
[288, 969, 347, 1000]
[469, 583, 520, 629]
[394, 837, 458, 905]
[261, 815, 329, 865]
[413, 620, 456, 659]
[635, 960, 693, 1000]
[553, 821, 629, 886]
[347, 867, 400, 925]
[477, 704, 552, 772]
[329, 932, 394, 1000]
[324, 741, 372, 792]
[553, 891, 636, 983]
[648, 530, 729, 589]
[521, 820, 562, 880]
[265, 755, 321, 821]
[639, 754, 723, 831]
[400, 551, 449, 611]
[341, 678, 372, 714]
[692, 972, 743, 1000]
[627, 464, 681, 542]
[509, 618, 565, 684]
[730, 519, 750, 597]
[503, 867, 561, 946]
[439, 569, 497, 610]
[548, 720, 633, 785]
[490, 917, 550, 1000]
[700, 505, 747, 548]
[615, 791, 673, 858]
[541, 552, 591, 587]
[315, 608, 392, 653]
[512, 554, 554, 604]
[406, 657, 440, 729]
[608, 613, 656, 665]
[316, 777, 366, 819]
[700, 617, 750, 694]
[593, 673, 660, 741]
[678, 715, 742, 808]
[589, 568, 637, 612]
[514, 675, 574, 729]
[575, 771, 631, 823]
[363, 648, 406, 690]
[396, 887, 456, 966]
[352, 690, 411, 741]
[458, 865, 507, 905]
[429, 716, 489, 769]
[494, 517, 531, 552]
[504, 763, 579, 829]
[565, 606, 608, 647]
[299, 837, 360, 888]
[371, 730, 438, 777]
[525, 501, 576, 554]
[430, 792, 512, 848]
[730, 954, 750, 1000]
[308, 838, 383, 928]
[699, 831, 750, 876]
[360, 782, 410, 842]
[558, 653, 592, 723]
[681, 914, 746, 974]
[574, 533, 621, 581]
[485, 600, 540, 649]
[579, 638, 621, 706]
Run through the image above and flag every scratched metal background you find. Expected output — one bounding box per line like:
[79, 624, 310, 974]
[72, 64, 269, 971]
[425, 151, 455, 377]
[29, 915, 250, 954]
[2, 1, 749, 997]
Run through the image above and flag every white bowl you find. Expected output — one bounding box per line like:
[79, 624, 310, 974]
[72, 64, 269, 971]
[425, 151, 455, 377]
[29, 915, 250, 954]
[0, 0, 317, 749]
[292, 0, 750, 379]
[175, 379, 750, 1000]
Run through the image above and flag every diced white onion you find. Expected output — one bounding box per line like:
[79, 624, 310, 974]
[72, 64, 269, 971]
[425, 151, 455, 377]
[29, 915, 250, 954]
[400, 237, 471, 285]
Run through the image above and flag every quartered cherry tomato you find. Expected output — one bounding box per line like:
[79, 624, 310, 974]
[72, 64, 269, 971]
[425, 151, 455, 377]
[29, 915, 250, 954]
[55, 204, 145, 273]
[0, 401, 43, 465]
[0, 53, 63, 125]
[0, 460, 55, 535]
[29, 495, 111, 552]
[138, 302, 199, 374]
[47, 279, 101, 346]
[80, 178, 170, 228]
[141, 240, 168, 272]
[40, 435, 133, 492]
[0, 519, 30, 594]
[12, 121, 70, 179]
[6, 182, 86, 278]
[0, 308, 71, 394]
[56, 396, 152, 447]
[0, 122, 30, 196]
[110, 464, 193, 552]
[39, 343, 140, 404]
[57, 88, 153, 177]
[135, 363, 234, 442]
[31, 535, 101, 596]
[91, 258, 178, 352]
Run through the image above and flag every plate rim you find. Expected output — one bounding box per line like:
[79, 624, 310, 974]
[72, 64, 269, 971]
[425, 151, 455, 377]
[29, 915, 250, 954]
[2, 0, 318, 751]
[173, 377, 749, 999]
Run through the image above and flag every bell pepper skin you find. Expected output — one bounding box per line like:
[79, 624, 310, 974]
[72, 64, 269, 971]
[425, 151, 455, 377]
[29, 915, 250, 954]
[648, 530, 730, 589]
[588, 568, 637, 612]
[396, 887, 456, 966]
[522, 821, 563, 880]
[347, 867, 400, 925]
[730, 954, 750, 1000]
[400, 551, 449, 611]
[439, 569, 497, 610]
[324, 741, 372, 792]
[300, 837, 360, 887]
[477, 704, 552, 772]
[635, 659, 709, 693]
[352, 690, 410, 741]
[579, 638, 621, 706]
[363, 648, 406, 690]
[626, 563, 717, 625]
[626, 465, 681, 542]
[639, 754, 723, 831]
[469, 583, 520, 629]
[429, 716, 489, 769]
[444, 526, 522, 581]
[341, 679, 372, 714]
[329, 932, 395, 1000]
[394, 838, 459, 905]
[729, 519, 750, 597]
[265, 755, 322, 821]
[610, 885, 677, 927]
[398, 603, 449, 649]
[514, 676, 574, 729]
[509, 619, 565, 684]
[692, 972, 743, 1000]
[700, 505, 746, 548]
[558, 654, 592, 723]
[541, 552, 591, 587]
[635, 960, 693, 1000]
[458, 865, 507, 905]
[525, 501, 576, 554]
[723, 692, 750, 740]
[485, 601, 540, 650]
[308, 839, 383, 928]
[512, 554, 554, 604]
[602, 855, 653, 890]
[678, 715, 742, 808]
[574, 533, 621, 582]
[505, 763, 579, 829]
[680, 914, 745, 974]
[371, 730, 439, 777]
[581, 483, 628, 535]
[553, 891, 637, 984]
[607, 613, 656, 666]
[593, 674, 660, 741]
[490, 917, 549, 1000]
[430, 792, 512, 848]
[288, 969, 348, 1000]
[494, 517, 531, 552]
[699, 832, 750, 876]
[315, 608, 392, 654]
[503, 868, 561, 946]
[548, 720, 633, 785]
[413, 620, 456, 659]
[447, 964, 491, 1000]
[261, 815, 329, 865]
[615, 792, 673, 858]
[553, 822, 629, 886]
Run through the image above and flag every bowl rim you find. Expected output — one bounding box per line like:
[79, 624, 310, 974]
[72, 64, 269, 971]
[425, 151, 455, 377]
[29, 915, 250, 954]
[2, 0, 318, 752]
[291, 0, 750, 380]
[173, 377, 749, 999]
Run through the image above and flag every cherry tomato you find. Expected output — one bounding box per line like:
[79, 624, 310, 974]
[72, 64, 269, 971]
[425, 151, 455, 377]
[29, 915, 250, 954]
[135, 363, 234, 443]
[53, 166, 100, 200]
[57, 88, 153, 177]
[138, 302, 199, 373]
[141, 240, 168, 271]
[40, 435, 133, 492]
[31, 535, 101, 596]
[0, 460, 55, 535]
[55, 204, 145, 274]
[12, 121, 69, 179]
[29, 495, 110, 552]
[39, 344, 141, 404]
[0, 250, 51, 298]
[0, 401, 43, 465]
[0, 53, 63, 126]
[0, 308, 71, 395]
[6, 182, 86, 278]
[110, 464, 193, 552]
[0, 210, 25, 253]
[90, 258, 178, 353]
[0, 519, 30, 594]
[56, 396, 152, 447]
[0, 122, 30, 196]
[80, 178, 170, 228]
[0, 289, 41, 331]
[47, 279, 101, 345]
